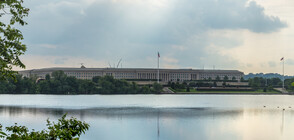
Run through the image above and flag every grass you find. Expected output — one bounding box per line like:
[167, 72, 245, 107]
[170, 88, 280, 94]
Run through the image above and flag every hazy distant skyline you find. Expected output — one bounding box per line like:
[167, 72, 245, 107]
[17, 0, 294, 74]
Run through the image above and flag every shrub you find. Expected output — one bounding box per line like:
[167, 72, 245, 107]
[0, 114, 89, 140]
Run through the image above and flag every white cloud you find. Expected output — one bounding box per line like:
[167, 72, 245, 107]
[19, 0, 290, 74]
[14, 55, 107, 70]
[171, 45, 186, 51]
[38, 44, 58, 49]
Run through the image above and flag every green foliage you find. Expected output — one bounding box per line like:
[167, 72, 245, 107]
[0, 0, 29, 80]
[0, 114, 89, 140]
[263, 87, 267, 92]
[222, 82, 226, 87]
[188, 82, 196, 87]
[267, 85, 274, 91]
[232, 76, 236, 81]
[240, 77, 245, 82]
[213, 81, 217, 87]
[0, 70, 161, 94]
[0, 74, 36, 94]
[174, 82, 186, 89]
[140, 85, 151, 94]
[285, 79, 294, 91]
[247, 77, 291, 91]
[0, 124, 7, 138]
[171, 82, 175, 89]
[249, 77, 261, 90]
[186, 86, 190, 92]
[167, 81, 171, 86]
[92, 76, 100, 83]
[152, 82, 163, 94]
[223, 75, 229, 81]
[216, 76, 220, 81]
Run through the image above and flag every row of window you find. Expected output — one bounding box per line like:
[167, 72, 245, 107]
[24, 71, 242, 81]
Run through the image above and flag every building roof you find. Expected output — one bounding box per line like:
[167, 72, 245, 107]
[19, 67, 244, 74]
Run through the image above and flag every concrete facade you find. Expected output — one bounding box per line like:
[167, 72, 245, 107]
[18, 67, 244, 82]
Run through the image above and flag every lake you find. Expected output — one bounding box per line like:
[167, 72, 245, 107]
[1, 94, 294, 140]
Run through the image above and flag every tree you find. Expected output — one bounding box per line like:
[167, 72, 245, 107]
[186, 86, 190, 92]
[188, 82, 196, 87]
[267, 85, 274, 91]
[92, 76, 100, 83]
[140, 85, 151, 94]
[224, 75, 229, 82]
[129, 82, 139, 94]
[45, 74, 50, 81]
[0, 0, 29, 80]
[66, 76, 79, 94]
[78, 79, 95, 94]
[171, 82, 175, 89]
[222, 82, 226, 87]
[249, 77, 261, 90]
[152, 82, 163, 94]
[216, 76, 220, 81]
[240, 77, 245, 82]
[272, 78, 282, 86]
[0, 114, 89, 139]
[232, 76, 236, 81]
[213, 81, 217, 87]
[291, 82, 294, 91]
[51, 70, 67, 81]
[167, 81, 171, 86]
[38, 80, 51, 94]
[263, 87, 267, 92]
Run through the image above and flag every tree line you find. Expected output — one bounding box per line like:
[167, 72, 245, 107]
[0, 70, 163, 94]
[248, 77, 294, 91]
[168, 77, 294, 92]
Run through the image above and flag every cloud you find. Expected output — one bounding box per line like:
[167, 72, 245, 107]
[268, 61, 276, 67]
[201, 0, 287, 33]
[286, 59, 294, 66]
[247, 64, 253, 68]
[38, 44, 58, 49]
[14, 55, 107, 70]
[20, 0, 287, 70]
[54, 57, 68, 64]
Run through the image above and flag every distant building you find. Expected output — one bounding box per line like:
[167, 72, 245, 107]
[18, 67, 244, 82]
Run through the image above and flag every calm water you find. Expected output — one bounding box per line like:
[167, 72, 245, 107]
[1, 95, 294, 140]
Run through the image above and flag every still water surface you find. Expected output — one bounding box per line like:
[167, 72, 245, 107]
[0, 95, 294, 140]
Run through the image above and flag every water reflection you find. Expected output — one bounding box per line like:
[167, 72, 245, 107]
[1, 106, 294, 140]
[281, 109, 284, 135]
[0, 106, 244, 119]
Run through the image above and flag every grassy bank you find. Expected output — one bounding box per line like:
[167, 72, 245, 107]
[171, 88, 280, 94]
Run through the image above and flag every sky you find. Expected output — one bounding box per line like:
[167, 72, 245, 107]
[14, 0, 294, 75]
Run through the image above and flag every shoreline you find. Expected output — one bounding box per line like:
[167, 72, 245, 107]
[0, 92, 292, 95]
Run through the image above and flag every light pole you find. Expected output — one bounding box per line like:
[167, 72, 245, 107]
[281, 57, 285, 89]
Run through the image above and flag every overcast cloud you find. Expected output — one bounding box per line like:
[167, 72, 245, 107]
[20, 0, 287, 71]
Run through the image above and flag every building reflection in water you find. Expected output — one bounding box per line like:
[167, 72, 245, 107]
[1, 106, 294, 140]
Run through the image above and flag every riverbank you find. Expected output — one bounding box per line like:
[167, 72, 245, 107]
[0, 92, 292, 95]
[162, 87, 294, 95]
[172, 92, 292, 95]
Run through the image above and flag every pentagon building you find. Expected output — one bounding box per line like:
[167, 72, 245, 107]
[19, 67, 244, 82]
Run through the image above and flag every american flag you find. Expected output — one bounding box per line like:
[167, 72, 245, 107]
[281, 57, 284, 61]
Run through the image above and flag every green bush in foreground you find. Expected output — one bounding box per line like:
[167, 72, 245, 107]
[0, 114, 89, 140]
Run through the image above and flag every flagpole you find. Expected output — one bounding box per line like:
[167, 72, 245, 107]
[157, 52, 159, 83]
[283, 58, 284, 89]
